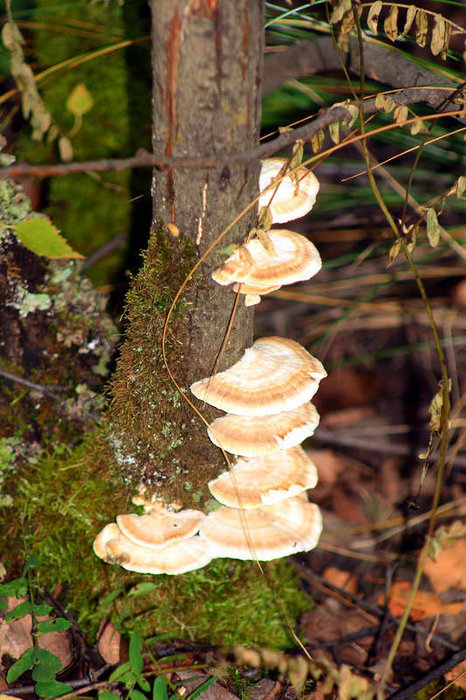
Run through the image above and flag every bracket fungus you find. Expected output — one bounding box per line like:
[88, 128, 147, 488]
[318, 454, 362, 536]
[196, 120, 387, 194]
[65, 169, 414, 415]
[94, 153, 326, 574]
[199, 497, 322, 561]
[207, 446, 319, 509]
[213, 229, 321, 289]
[212, 229, 322, 305]
[93, 507, 213, 574]
[259, 158, 320, 223]
[207, 402, 320, 457]
[191, 336, 326, 417]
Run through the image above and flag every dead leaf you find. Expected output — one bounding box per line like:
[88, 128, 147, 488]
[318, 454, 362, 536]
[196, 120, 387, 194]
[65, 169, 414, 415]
[320, 406, 375, 430]
[97, 619, 122, 665]
[452, 279, 466, 310]
[445, 659, 466, 691]
[0, 597, 73, 670]
[313, 367, 380, 413]
[310, 450, 344, 486]
[322, 567, 358, 595]
[381, 581, 463, 620]
[424, 533, 466, 593]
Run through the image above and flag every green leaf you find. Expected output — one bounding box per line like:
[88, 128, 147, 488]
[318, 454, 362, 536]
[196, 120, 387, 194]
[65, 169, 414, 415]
[109, 661, 132, 683]
[5, 600, 33, 622]
[138, 675, 151, 692]
[128, 582, 157, 598]
[14, 218, 83, 259]
[34, 680, 73, 698]
[32, 663, 57, 682]
[34, 648, 62, 673]
[186, 676, 217, 700]
[0, 577, 27, 598]
[98, 693, 121, 700]
[426, 208, 440, 247]
[6, 647, 36, 683]
[153, 675, 169, 700]
[129, 690, 147, 700]
[23, 555, 40, 571]
[66, 83, 94, 117]
[100, 587, 123, 611]
[129, 632, 143, 677]
[36, 618, 73, 636]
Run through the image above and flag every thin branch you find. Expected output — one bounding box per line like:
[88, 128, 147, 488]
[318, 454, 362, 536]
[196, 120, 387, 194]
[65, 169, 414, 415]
[1, 94, 463, 180]
[262, 36, 464, 106]
[387, 648, 466, 700]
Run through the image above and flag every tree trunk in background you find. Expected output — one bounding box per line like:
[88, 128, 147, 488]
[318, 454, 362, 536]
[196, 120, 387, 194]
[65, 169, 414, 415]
[109, 0, 263, 509]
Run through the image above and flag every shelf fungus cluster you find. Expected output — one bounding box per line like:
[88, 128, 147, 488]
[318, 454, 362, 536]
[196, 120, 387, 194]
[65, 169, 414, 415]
[94, 157, 326, 574]
[213, 159, 321, 306]
[190, 336, 325, 560]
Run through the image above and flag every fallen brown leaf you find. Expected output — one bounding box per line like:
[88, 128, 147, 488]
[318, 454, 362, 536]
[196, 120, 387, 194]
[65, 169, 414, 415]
[97, 619, 122, 665]
[322, 567, 358, 595]
[424, 538, 466, 593]
[445, 659, 466, 691]
[309, 450, 344, 486]
[0, 597, 73, 670]
[380, 581, 463, 621]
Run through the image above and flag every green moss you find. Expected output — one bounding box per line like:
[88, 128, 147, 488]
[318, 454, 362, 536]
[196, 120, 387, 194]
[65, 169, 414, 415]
[1, 432, 311, 649]
[108, 225, 223, 507]
[13, 1, 151, 286]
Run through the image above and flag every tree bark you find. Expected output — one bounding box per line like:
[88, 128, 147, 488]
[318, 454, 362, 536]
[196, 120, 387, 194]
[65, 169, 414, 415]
[109, 0, 264, 508]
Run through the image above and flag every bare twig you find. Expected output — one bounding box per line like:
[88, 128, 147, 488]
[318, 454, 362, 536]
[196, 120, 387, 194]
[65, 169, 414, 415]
[1, 97, 463, 180]
[387, 648, 466, 700]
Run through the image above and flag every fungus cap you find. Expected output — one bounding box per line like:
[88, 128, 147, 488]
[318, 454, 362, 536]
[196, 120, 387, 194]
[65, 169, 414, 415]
[116, 508, 205, 549]
[93, 526, 213, 575]
[207, 402, 320, 457]
[93, 523, 120, 562]
[191, 337, 326, 417]
[208, 446, 318, 509]
[199, 497, 322, 561]
[208, 446, 318, 508]
[213, 230, 321, 289]
[259, 158, 320, 223]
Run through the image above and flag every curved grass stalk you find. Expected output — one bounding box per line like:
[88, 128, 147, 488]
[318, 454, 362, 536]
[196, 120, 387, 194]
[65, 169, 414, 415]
[348, 7, 452, 697]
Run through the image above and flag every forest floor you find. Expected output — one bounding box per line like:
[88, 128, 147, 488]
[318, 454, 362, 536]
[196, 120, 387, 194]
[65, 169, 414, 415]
[2, 215, 466, 700]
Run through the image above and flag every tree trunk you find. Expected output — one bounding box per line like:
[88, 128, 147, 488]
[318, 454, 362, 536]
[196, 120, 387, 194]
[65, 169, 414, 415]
[109, 0, 263, 508]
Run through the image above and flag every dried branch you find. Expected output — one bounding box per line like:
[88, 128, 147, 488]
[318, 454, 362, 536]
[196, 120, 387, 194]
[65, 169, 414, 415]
[1, 90, 463, 180]
[263, 36, 464, 111]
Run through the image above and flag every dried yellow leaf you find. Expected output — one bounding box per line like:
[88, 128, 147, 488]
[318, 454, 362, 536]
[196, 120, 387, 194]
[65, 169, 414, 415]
[330, 0, 352, 24]
[367, 0, 382, 33]
[384, 5, 399, 42]
[414, 9, 428, 47]
[403, 5, 416, 35]
[311, 129, 325, 154]
[426, 207, 440, 247]
[394, 104, 408, 123]
[410, 119, 425, 135]
[388, 239, 401, 267]
[328, 121, 340, 145]
[383, 97, 396, 113]
[375, 93, 385, 109]
[456, 175, 466, 199]
[431, 14, 446, 56]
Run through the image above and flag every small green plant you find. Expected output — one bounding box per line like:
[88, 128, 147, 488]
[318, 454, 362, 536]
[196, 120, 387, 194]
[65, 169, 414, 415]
[97, 630, 215, 700]
[1, 557, 73, 699]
